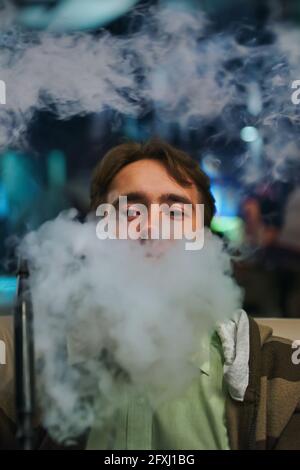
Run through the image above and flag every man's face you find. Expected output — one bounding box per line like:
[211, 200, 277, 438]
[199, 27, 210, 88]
[105, 159, 203, 252]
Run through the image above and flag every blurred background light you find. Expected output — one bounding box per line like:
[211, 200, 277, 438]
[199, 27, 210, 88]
[210, 182, 240, 217]
[0, 276, 17, 308]
[201, 154, 221, 179]
[0, 184, 9, 219]
[240, 126, 259, 143]
[247, 82, 262, 117]
[211, 216, 244, 243]
[47, 149, 66, 188]
[17, 0, 139, 31]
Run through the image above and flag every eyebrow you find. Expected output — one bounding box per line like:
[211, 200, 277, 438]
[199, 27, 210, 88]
[111, 192, 148, 207]
[159, 193, 193, 205]
[111, 191, 193, 207]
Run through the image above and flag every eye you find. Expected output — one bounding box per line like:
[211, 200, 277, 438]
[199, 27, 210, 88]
[126, 206, 141, 220]
[169, 208, 184, 219]
[161, 204, 187, 220]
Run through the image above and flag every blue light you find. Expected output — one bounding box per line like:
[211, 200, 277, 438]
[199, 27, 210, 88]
[210, 183, 240, 217]
[19, 0, 139, 31]
[1, 151, 40, 224]
[0, 184, 8, 218]
[47, 150, 66, 187]
[201, 154, 221, 178]
[240, 126, 259, 143]
[210, 184, 222, 215]
[0, 276, 17, 307]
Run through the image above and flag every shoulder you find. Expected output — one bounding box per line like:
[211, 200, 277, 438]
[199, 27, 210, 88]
[249, 316, 300, 382]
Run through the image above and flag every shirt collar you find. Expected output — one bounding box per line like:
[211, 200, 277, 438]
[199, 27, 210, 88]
[189, 309, 250, 402]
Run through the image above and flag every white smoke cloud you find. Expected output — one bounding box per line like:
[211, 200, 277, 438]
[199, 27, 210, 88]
[0, 6, 240, 147]
[0, 5, 299, 181]
[20, 210, 242, 443]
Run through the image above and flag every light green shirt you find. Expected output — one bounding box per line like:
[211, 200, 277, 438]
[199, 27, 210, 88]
[87, 333, 230, 450]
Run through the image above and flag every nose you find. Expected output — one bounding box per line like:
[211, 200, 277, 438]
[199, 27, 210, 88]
[138, 205, 160, 240]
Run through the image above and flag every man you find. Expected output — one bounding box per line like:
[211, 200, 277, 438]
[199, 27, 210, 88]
[1, 139, 300, 449]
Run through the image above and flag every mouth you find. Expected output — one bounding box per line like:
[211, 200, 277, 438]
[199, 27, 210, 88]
[139, 239, 173, 259]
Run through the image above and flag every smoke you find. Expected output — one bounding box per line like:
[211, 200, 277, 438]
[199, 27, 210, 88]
[0, 5, 235, 142]
[20, 210, 242, 442]
[0, 5, 299, 181]
[0, 1, 299, 441]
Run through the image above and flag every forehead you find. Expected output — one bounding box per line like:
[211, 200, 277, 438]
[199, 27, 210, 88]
[107, 159, 200, 203]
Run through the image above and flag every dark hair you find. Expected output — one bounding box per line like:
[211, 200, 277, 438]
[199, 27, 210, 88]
[90, 138, 216, 226]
